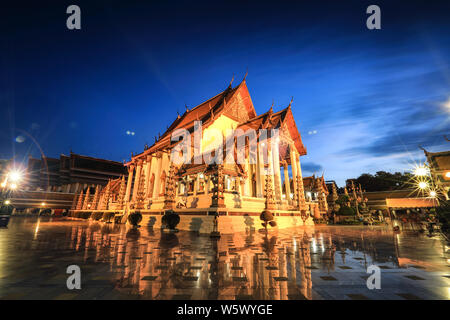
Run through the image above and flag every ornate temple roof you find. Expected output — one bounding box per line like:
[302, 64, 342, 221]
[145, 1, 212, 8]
[303, 175, 328, 194]
[129, 78, 306, 164]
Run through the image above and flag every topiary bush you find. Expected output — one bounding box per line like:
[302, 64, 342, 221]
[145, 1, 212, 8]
[161, 211, 180, 230]
[128, 211, 142, 227]
[337, 206, 356, 216]
[260, 211, 274, 231]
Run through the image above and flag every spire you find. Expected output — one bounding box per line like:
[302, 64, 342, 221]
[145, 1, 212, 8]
[229, 74, 234, 88]
[243, 69, 248, 81]
[185, 104, 189, 112]
[288, 96, 293, 109]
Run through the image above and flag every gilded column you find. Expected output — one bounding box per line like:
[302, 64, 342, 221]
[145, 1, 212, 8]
[290, 145, 299, 208]
[147, 156, 156, 198]
[295, 154, 307, 210]
[144, 155, 152, 197]
[272, 143, 283, 202]
[125, 164, 135, 203]
[132, 160, 143, 202]
[256, 143, 264, 198]
[153, 153, 163, 199]
[283, 162, 291, 204]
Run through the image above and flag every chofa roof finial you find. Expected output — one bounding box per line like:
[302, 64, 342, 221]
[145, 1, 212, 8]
[229, 74, 234, 87]
[288, 96, 294, 108]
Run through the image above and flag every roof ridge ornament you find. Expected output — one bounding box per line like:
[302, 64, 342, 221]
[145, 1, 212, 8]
[288, 96, 294, 108]
[229, 74, 234, 88]
[243, 69, 248, 81]
[185, 104, 189, 112]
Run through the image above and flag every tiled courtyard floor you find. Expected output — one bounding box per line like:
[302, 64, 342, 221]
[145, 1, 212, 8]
[0, 217, 449, 300]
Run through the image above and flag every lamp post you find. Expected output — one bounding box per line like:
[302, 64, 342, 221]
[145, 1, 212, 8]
[0, 169, 22, 227]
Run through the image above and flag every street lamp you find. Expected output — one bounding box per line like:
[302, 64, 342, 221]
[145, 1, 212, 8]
[9, 171, 22, 183]
[418, 181, 428, 189]
[429, 190, 437, 198]
[413, 165, 429, 177]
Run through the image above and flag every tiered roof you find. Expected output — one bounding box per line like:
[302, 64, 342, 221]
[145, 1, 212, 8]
[129, 78, 306, 164]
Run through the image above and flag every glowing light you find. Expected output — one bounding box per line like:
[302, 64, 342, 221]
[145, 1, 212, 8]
[1, 181, 6, 188]
[10, 183, 17, 190]
[289, 193, 294, 199]
[413, 165, 429, 177]
[4, 200, 10, 205]
[429, 190, 437, 198]
[418, 181, 428, 189]
[41, 202, 46, 206]
[9, 171, 22, 182]
[446, 172, 450, 178]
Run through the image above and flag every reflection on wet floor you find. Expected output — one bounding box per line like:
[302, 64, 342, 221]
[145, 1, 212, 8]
[0, 217, 449, 300]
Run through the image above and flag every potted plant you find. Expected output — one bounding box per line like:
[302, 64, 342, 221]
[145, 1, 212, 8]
[161, 210, 180, 231]
[128, 211, 142, 227]
[260, 211, 275, 232]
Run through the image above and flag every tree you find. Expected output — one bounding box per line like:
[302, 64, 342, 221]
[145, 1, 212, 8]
[349, 171, 414, 192]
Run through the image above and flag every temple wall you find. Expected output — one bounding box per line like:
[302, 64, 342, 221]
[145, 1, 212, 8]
[139, 212, 313, 234]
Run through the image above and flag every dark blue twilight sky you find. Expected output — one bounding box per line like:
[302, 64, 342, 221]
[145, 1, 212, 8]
[1, 0, 449, 185]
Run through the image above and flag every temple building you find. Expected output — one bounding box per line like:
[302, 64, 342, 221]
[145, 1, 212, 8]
[72, 78, 315, 233]
[302, 175, 329, 219]
[423, 149, 450, 200]
[26, 152, 127, 193]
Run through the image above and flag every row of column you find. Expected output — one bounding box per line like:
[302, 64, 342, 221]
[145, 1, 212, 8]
[124, 151, 171, 205]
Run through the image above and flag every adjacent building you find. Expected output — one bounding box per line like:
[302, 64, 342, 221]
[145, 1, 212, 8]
[424, 149, 450, 200]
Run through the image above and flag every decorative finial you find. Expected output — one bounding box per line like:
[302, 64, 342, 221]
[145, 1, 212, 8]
[243, 68, 248, 81]
[185, 104, 189, 112]
[229, 74, 234, 87]
[288, 96, 294, 108]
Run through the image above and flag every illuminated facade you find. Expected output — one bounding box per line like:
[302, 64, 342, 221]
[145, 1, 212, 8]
[72, 78, 315, 233]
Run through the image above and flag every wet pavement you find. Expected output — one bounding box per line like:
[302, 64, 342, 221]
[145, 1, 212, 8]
[0, 217, 449, 300]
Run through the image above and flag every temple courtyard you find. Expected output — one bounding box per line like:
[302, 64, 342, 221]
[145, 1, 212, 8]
[0, 217, 449, 300]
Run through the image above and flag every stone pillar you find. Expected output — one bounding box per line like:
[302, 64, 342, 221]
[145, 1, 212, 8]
[125, 164, 135, 203]
[283, 162, 291, 204]
[244, 155, 250, 197]
[272, 143, 283, 202]
[153, 153, 163, 199]
[144, 155, 152, 197]
[290, 145, 299, 208]
[132, 160, 143, 202]
[295, 154, 307, 210]
[256, 143, 264, 198]
[146, 156, 156, 198]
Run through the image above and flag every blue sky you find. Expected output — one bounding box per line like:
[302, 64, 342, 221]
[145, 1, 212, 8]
[1, 0, 449, 185]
